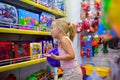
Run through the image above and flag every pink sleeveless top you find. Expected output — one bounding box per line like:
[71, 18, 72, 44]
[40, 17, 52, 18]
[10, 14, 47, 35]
[58, 36, 78, 69]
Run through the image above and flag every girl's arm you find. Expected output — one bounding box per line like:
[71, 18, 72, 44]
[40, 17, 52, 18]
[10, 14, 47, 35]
[50, 38, 75, 60]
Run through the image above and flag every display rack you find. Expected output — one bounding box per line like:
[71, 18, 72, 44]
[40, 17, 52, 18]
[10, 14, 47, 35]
[0, 58, 46, 72]
[0, 0, 67, 79]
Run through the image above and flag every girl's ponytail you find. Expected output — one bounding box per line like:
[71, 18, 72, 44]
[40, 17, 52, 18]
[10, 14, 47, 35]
[68, 23, 76, 41]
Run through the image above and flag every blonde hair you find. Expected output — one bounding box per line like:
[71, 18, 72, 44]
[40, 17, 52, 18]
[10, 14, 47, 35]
[52, 20, 76, 41]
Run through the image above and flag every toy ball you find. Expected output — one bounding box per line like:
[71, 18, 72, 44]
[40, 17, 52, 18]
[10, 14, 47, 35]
[47, 48, 60, 67]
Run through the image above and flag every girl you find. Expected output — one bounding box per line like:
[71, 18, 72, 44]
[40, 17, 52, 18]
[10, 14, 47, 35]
[47, 20, 83, 80]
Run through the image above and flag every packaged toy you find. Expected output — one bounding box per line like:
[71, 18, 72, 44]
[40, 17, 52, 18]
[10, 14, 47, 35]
[40, 11, 55, 32]
[30, 42, 42, 59]
[81, 35, 93, 57]
[18, 9, 39, 30]
[0, 2, 18, 28]
[14, 42, 30, 63]
[54, 0, 65, 13]
[42, 40, 53, 55]
[0, 42, 14, 66]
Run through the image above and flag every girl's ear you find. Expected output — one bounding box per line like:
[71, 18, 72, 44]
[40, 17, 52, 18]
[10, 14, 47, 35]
[57, 27, 62, 32]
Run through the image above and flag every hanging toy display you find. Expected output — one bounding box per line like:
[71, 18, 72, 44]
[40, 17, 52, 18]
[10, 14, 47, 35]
[76, 22, 83, 33]
[94, 0, 101, 10]
[81, 1, 90, 12]
[46, 48, 60, 67]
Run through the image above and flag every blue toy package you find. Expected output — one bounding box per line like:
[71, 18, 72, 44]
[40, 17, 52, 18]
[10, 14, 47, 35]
[0, 2, 18, 28]
[54, 0, 65, 13]
[81, 35, 94, 58]
[40, 11, 55, 31]
[18, 9, 39, 30]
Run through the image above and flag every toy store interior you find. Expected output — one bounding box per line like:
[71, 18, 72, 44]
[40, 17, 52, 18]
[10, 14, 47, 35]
[0, 0, 120, 80]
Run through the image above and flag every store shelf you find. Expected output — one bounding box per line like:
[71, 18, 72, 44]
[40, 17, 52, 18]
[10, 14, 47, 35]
[0, 58, 46, 72]
[0, 28, 50, 36]
[0, 0, 67, 18]
[20, 0, 67, 17]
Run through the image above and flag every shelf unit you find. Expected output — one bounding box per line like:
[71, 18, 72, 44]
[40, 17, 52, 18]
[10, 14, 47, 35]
[0, 0, 67, 18]
[0, 58, 46, 72]
[0, 0, 66, 79]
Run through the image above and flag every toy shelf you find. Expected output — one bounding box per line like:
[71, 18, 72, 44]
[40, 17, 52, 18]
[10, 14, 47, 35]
[0, 58, 46, 72]
[0, 28, 50, 36]
[21, 0, 67, 17]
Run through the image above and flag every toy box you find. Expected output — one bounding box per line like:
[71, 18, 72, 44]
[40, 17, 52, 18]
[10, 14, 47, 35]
[18, 9, 39, 30]
[40, 11, 55, 32]
[30, 42, 42, 59]
[0, 42, 14, 66]
[14, 42, 30, 63]
[0, 2, 18, 28]
[81, 35, 94, 58]
[42, 40, 53, 55]
[54, 0, 65, 13]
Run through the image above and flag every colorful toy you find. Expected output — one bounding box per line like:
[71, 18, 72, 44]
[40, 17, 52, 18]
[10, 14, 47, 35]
[0, 42, 14, 60]
[0, 42, 15, 66]
[92, 36, 100, 54]
[47, 48, 60, 67]
[76, 22, 83, 33]
[27, 69, 50, 80]
[54, 0, 65, 13]
[14, 42, 30, 63]
[94, 0, 101, 10]
[18, 9, 39, 30]
[81, 1, 90, 12]
[101, 41, 108, 53]
[83, 18, 95, 33]
[81, 35, 93, 58]
[30, 42, 42, 59]
[0, 2, 18, 28]
[40, 11, 55, 32]
[42, 40, 53, 55]
[97, 23, 107, 36]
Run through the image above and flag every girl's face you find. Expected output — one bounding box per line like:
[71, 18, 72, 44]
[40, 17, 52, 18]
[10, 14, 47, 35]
[51, 24, 59, 39]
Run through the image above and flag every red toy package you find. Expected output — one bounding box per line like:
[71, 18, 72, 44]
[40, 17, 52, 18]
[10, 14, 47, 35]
[0, 42, 14, 66]
[14, 42, 30, 63]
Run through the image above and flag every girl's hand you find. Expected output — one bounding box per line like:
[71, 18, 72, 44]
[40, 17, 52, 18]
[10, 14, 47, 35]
[50, 53, 58, 60]
[44, 53, 58, 60]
